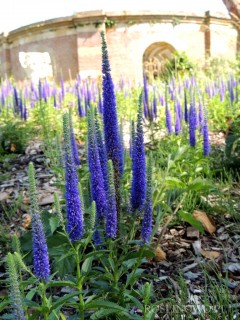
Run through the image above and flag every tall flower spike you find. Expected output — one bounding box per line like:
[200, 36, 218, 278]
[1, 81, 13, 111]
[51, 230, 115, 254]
[28, 162, 50, 281]
[203, 115, 210, 156]
[129, 119, 135, 158]
[54, 192, 64, 227]
[131, 92, 146, 212]
[89, 201, 96, 231]
[98, 89, 103, 114]
[100, 31, 122, 174]
[78, 182, 86, 217]
[153, 89, 157, 119]
[165, 86, 173, 134]
[175, 106, 181, 135]
[6, 253, 26, 320]
[94, 110, 109, 193]
[141, 155, 153, 244]
[63, 113, 84, 241]
[77, 90, 84, 117]
[106, 160, 117, 238]
[184, 88, 188, 123]
[101, 31, 123, 217]
[165, 103, 173, 134]
[118, 120, 125, 176]
[198, 100, 204, 134]
[87, 108, 107, 220]
[189, 102, 196, 147]
[69, 111, 80, 166]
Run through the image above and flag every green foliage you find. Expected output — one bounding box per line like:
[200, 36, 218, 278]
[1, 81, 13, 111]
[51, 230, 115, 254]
[1, 51, 240, 319]
[105, 18, 116, 29]
[225, 116, 240, 169]
[0, 119, 34, 155]
[161, 51, 196, 82]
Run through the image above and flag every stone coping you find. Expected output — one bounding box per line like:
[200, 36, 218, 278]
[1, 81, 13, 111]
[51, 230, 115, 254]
[0, 10, 233, 44]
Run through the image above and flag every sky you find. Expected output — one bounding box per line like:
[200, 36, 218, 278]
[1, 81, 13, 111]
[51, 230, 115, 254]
[0, 0, 229, 34]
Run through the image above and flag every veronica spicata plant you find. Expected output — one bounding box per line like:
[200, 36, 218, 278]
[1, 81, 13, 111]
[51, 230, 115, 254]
[100, 31, 123, 217]
[63, 112, 84, 241]
[131, 92, 146, 212]
[28, 162, 50, 282]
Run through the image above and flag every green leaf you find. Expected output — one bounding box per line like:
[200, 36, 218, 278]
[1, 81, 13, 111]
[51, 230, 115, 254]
[81, 256, 93, 276]
[126, 269, 145, 287]
[145, 307, 158, 320]
[173, 146, 188, 161]
[25, 287, 38, 301]
[20, 231, 32, 253]
[178, 210, 204, 233]
[28, 310, 41, 320]
[122, 258, 139, 269]
[188, 178, 212, 192]
[48, 306, 62, 320]
[56, 249, 75, 262]
[84, 250, 109, 260]
[49, 216, 59, 235]
[85, 300, 129, 313]
[108, 257, 115, 272]
[91, 309, 124, 319]
[121, 249, 154, 262]
[0, 300, 10, 312]
[152, 298, 175, 306]
[50, 292, 81, 312]
[165, 177, 185, 189]
[45, 280, 76, 289]
[124, 293, 143, 310]
[22, 299, 41, 308]
[53, 254, 76, 278]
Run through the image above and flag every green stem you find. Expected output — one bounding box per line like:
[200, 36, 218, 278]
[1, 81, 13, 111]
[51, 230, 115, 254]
[155, 194, 186, 248]
[124, 211, 137, 253]
[75, 244, 84, 320]
[129, 245, 145, 290]
[108, 239, 118, 289]
[39, 281, 49, 320]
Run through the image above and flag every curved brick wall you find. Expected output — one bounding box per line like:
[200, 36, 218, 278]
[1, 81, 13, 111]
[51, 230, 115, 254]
[0, 10, 238, 83]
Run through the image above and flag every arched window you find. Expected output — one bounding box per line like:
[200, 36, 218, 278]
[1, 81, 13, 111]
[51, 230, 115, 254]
[143, 42, 176, 81]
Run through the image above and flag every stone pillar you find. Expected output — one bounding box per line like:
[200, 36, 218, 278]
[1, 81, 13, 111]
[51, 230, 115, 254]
[204, 11, 211, 59]
[0, 35, 11, 81]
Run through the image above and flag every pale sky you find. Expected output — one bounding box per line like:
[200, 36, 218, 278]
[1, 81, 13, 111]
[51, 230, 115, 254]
[0, 0, 229, 34]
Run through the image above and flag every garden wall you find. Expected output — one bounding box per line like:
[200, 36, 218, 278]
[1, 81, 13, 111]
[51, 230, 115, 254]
[0, 11, 238, 84]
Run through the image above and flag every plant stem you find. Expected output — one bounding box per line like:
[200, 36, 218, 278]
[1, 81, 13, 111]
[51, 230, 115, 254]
[129, 244, 145, 290]
[39, 281, 49, 320]
[108, 239, 119, 289]
[75, 243, 84, 320]
[155, 194, 186, 248]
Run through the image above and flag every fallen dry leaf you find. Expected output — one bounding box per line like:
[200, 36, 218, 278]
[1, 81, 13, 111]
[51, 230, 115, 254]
[154, 245, 166, 261]
[10, 143, 17, 152]
[193, 210, 216, 234]
[22, 214, 31, 229]
[201, 250, 220, 260]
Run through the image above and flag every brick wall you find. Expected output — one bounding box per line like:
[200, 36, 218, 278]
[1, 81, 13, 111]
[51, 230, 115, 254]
[0, 12, 238, 84]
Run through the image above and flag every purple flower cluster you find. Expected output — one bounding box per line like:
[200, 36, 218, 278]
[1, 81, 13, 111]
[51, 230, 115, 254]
[141, 156, 153, 244]
[87, 109, 108, 221]
[203, 116, 210, 156]
[189, 102, 196, 147]
[32, 212, 50, 282]
[165, 104, 173, 134]
[69, 113, 80, 166]
[100, 32, 122, 175]
[106, 161, 117, 238]
[28, 162, 50, 282]
[63, 113, 84, 242]
[131, 93, 146, 212]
